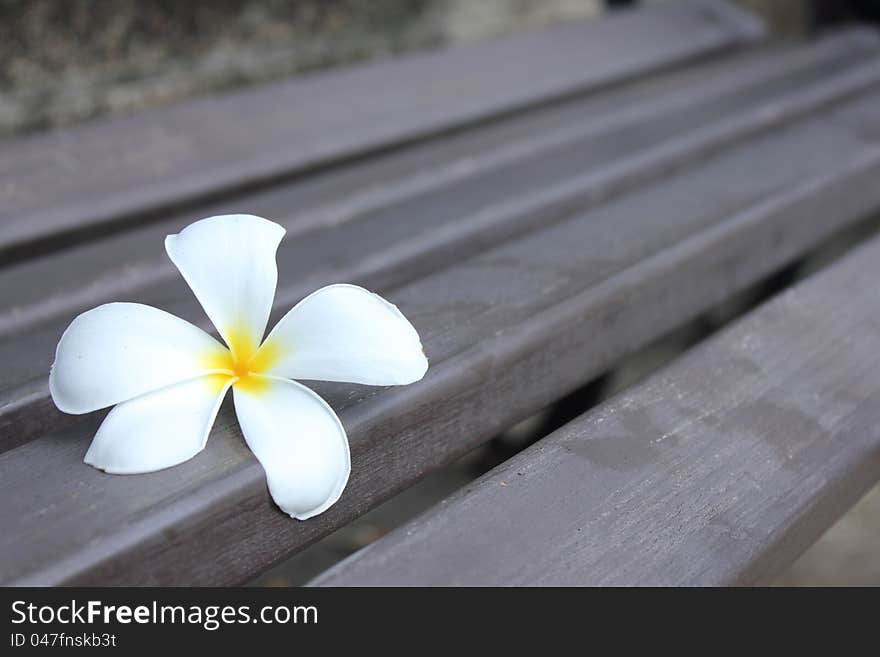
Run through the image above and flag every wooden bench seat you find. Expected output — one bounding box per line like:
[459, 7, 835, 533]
[1, 2, 879, 585]
[312, 233, 880, 586]
[3, 26, 878, 445]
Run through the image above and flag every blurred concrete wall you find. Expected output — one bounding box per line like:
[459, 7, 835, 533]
[0, 0, 600, 136]
[0, 0, 824, 137]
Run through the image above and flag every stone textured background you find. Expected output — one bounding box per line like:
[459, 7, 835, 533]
[0, 0, 598, 136]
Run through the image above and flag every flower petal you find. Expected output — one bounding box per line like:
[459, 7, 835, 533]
[258, 284, 428, 386]
[165, 214, 286, 359]
[233, 377, 350, 520]
[50, 302, 229, 414]
[84, 374, 233, 474]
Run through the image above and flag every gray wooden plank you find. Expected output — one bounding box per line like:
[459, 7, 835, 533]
[2, 88, 880, 584]
[0, 0, 762, 264]
[313, 234, 880, 587]
[2, 30, 878, 449]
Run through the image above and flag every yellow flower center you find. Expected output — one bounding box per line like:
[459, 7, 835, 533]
[202, 324, 281, 395]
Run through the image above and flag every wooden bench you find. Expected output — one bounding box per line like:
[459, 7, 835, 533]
[1, 0, 879, 585]
[312, 233, 880, 586]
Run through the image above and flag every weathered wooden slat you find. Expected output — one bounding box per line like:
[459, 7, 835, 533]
[2, 31, 878, 448]
[2, 78, 880, 584]
[0, 0, 762, 264]
[313, 235, 880, 586]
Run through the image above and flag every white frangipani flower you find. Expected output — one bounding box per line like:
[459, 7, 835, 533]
[49, 214, 428, 519]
